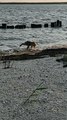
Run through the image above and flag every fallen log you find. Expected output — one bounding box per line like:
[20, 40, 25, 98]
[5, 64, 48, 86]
[0, 47, 67, 61]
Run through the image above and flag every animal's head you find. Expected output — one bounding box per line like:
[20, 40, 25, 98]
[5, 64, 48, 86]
[31, 42, 36, 47]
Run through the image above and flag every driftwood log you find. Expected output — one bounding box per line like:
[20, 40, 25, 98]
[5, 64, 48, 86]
[0, 47, 67, 61]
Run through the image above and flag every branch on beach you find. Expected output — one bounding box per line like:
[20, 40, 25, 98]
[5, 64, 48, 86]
[23, 81, 44, 105]
[2, 59, 14, 69]
[12, 81, 48, 119]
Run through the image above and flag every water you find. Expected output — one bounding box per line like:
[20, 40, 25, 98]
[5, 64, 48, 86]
[0, 4, 67, 52]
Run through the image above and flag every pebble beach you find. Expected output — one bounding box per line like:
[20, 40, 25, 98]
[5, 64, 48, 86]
[0, 3, 67, 120]
[0, 56, 66, 120]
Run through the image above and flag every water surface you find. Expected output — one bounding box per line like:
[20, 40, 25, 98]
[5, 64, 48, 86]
[0, 4, 67, 51]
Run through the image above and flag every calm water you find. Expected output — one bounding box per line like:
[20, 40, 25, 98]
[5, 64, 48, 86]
[0, 4, 67, 51]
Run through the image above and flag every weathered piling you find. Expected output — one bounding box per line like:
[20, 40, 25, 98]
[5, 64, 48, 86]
[57, 20, 62, 27]
[0, 20, 62, 29]
[51, 22, 56, 28]
[15, 24, 26, 29]
[7, 25, 14, 29]
[51, 20, 62, 28]
[31, 24, 42, 28]
[44, 23, 48, 27]
[2, 23, 7, 29]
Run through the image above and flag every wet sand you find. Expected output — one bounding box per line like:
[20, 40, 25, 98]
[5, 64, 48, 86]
[0, 56, 66, 120]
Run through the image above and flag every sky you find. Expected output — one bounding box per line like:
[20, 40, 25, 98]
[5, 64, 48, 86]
[0, 0, 67, 2]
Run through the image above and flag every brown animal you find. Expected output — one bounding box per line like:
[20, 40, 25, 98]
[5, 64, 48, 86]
[20, 41, 36, 49]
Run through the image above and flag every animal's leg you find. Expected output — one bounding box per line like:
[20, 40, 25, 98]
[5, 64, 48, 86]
[27, 45, 29, 49]
[31, 45, 35, 48]
[31, 45, 32, 48]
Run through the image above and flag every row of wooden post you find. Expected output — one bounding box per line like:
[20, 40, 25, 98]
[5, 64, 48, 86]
[0, 20, 62, 29]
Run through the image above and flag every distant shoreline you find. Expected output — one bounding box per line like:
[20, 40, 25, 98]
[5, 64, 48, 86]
[0, 2, 67, 4]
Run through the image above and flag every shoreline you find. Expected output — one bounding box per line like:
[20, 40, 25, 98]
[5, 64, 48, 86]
[0, 47, 67, 61]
